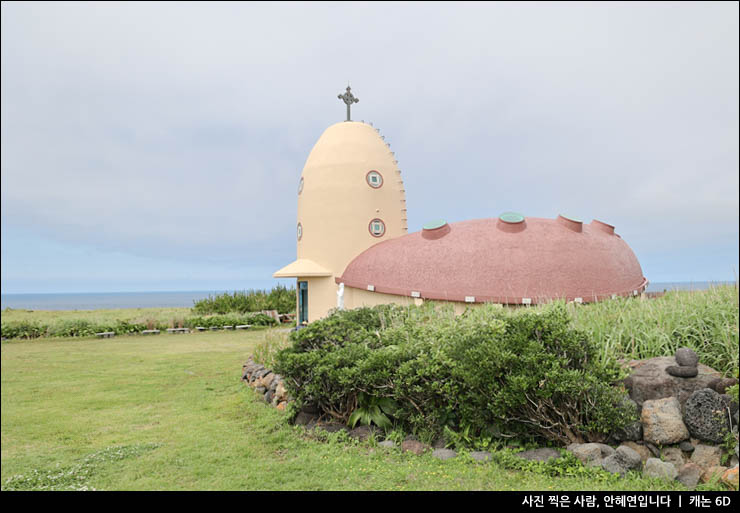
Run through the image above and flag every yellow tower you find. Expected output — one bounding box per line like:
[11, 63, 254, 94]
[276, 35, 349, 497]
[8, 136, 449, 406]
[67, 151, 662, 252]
[273, 87, 407, 323]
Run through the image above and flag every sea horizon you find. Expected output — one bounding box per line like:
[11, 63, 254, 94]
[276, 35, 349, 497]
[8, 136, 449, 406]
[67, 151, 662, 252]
[1, 281, 736, 311]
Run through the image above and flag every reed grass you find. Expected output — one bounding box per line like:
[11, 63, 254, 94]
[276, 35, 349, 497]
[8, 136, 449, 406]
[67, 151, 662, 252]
[568, 284, 738, 376]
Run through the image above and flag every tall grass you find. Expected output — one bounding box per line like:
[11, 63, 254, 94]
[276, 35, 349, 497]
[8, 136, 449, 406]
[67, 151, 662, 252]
[569, 284, 738, 376]
[192, 285, 295, 315]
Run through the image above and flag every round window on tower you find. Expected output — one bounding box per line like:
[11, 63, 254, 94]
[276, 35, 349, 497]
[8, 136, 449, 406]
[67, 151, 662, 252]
[368, 218, 385, 237]
[298, 177, 304, 195]
[297, 222, 303, 241]
[366, 170, 383, 189]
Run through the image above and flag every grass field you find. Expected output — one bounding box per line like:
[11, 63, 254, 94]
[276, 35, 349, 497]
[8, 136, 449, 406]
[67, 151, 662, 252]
[1, 329, 703, 491]
[1, 306, 192, 326]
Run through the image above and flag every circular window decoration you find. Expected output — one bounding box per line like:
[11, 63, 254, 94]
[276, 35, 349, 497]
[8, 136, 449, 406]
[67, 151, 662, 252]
[366, 170, 383, 189]
[368, 218, 385, 237]
[297, 223, 303, 241]
[298, 177, 304, 195]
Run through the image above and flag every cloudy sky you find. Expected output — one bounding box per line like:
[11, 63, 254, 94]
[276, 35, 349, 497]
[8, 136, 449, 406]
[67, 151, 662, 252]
[1, 1, 738, 294]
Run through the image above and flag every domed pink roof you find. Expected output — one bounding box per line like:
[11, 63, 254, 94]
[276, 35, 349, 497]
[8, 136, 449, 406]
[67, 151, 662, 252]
[337, 216, 647, 304]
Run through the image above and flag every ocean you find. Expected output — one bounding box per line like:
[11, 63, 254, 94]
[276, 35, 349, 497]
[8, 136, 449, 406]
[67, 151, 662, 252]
[0, 281, 735, 311]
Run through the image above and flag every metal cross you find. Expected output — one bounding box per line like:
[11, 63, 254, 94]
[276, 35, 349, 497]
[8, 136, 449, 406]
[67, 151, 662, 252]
[337, 85, 359, 121]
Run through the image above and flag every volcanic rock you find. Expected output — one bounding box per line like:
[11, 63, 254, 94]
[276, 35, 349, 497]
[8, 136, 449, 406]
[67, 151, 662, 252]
[683, 388, 730, 443]
[644, 458, 678, 480]
[622, 357, 722, 408]
[641, 397, 690, 445]
[674, 347, 699, 367]
[666, 365, 698, 378]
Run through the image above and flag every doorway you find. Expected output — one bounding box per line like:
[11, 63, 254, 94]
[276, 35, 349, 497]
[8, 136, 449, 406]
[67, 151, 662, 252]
[298, 281, 308, 324]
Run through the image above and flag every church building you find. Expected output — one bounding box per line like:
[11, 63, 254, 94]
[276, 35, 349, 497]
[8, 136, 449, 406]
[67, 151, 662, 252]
[274, 86, 648, 324]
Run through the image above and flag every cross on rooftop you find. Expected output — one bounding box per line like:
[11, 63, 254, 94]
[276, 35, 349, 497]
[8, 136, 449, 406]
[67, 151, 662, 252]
[338, 85, 359, 121]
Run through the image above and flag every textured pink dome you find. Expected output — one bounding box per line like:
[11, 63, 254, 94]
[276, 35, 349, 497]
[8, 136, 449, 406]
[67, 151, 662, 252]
[337, 216, 647, 304]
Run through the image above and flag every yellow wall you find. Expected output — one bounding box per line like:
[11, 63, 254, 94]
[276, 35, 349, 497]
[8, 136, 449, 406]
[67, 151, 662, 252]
[297, 121, 407, 274]
[279, 120, 409, 323]
[342, 286, 498, 316]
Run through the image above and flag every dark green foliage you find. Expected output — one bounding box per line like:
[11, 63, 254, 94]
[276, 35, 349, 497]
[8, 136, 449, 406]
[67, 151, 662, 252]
[348, 393, 398, 429]
[192, 285, 296, 315]
[274, 303, 637, 446]
[0, 321, 47, 339]
[1, 313, 275, 340]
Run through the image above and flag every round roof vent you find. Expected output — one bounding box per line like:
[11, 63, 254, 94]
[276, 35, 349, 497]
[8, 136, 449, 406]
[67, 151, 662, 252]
[591, 219, 615, 235]
[499, 212, 525, 224]
[557, 214, 583, 233]
[422, 219, 450, 240]
[497, 212, 526, 233]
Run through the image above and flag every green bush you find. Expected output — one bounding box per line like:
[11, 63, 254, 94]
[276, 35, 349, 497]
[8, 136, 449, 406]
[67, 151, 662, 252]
[192, 285, 296, 315]
[1, 321, 49, 339]
[274, 303, 636, 446]
[0, 313, 275, 340]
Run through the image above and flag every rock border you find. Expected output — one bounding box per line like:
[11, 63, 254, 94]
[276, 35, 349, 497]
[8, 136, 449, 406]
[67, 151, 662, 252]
[241, 349, 739, 491]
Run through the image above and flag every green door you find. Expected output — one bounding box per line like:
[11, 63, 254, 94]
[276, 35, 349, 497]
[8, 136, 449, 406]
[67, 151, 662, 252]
[298, 281, 308, 324]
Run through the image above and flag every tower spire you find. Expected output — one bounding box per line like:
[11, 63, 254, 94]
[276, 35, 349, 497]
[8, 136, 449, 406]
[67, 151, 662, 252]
[337, 85, 359, 122]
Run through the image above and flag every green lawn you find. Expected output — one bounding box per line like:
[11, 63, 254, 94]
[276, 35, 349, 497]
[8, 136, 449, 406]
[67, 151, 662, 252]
[0, 329, 703, 491]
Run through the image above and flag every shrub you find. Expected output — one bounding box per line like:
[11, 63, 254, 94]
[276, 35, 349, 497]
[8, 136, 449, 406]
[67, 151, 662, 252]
[192, 285, 296, 315]
[1, 321, 48, 339]
[274, 302, 636, 446]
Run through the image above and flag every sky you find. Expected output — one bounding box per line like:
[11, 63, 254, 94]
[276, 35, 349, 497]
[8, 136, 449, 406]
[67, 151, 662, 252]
[1, 1, 738, 294]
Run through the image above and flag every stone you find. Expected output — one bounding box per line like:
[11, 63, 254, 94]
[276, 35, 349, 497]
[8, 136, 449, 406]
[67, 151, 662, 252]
[269, 377, 279, 392]
[276, 401, 287, 411]
[567, 443, 613, 467]
[300, 403, 320, 415]
[432, 448, 457, 460]
[683, 388, 730, 443]
[594, 443, 616, 458]
[469, 451, 492, 462]
[274, 382, 287, 402]
[610, 397, 643, 442]
[432, 437, 447, 449]
[264, 389, 273, 404]
[259, 372, 275, 389]
[378, 440, 397, 449]
[615, 445, 643, 471]
[348, 425, 376, 442]
[255, 386, 266, 395]
[679, 441, 695, 453]
[641, 397, 690, 445]
[612, 421, 643, 443]
[701, 465, 728, 484]
[401, 439, 430, 455]
[645, 442, 661, 458]
[674, 347, 699, 367]
[622, 357, 722, 408]
[677, 463, 703, 489]
[721, 465, 738, 490]
[621, 442, 651, 464]
[644, 458, 678, 480]
[662, 447, 685, 468]
[294, 411, 319, 426]
[601, 454, 627, 476]
[568, 443, 602, 466]
[713, 377, 738, 394]
[690, 444, 722, 469]
[666, 365, 698, 378]
[318, 422, 348, 433]
[516, 448, 561, 463]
